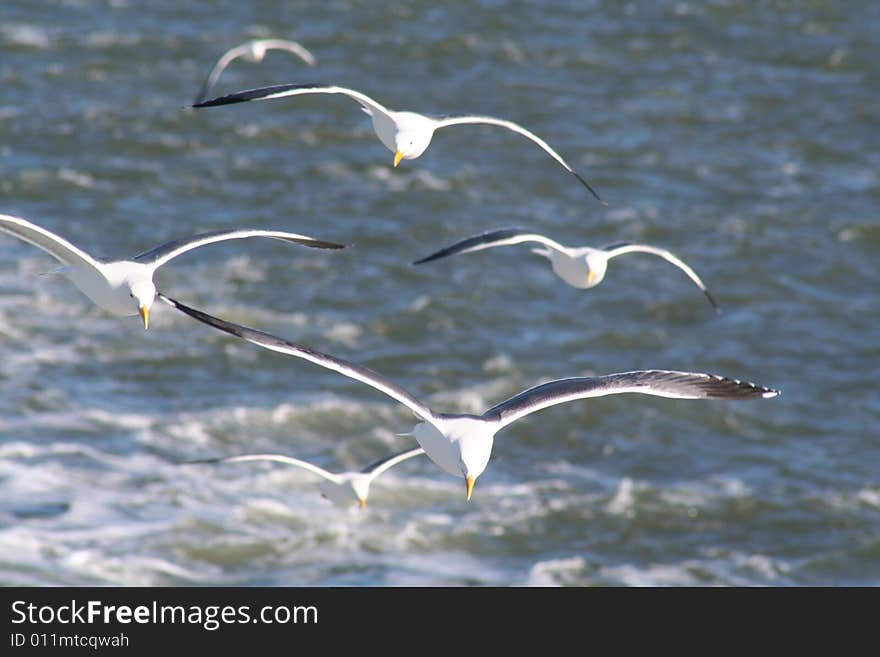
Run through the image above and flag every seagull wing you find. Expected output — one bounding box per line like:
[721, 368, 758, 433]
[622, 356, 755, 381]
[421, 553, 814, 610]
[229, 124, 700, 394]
[433, 115, 604, 203]
[186, 453, 341, 483]
[256, 39, 316, 66]
[158, 294, 437, 426]
[602, 242, 720, 312]
[195, 43, 252, 105]
[482, 370, 779, 430]
[361, 447, 426, 479]
[193, 83, 393, 119]
[412, 228, 568, 265]
[0, 213, 103, 271]
[132, 229, 344, 270]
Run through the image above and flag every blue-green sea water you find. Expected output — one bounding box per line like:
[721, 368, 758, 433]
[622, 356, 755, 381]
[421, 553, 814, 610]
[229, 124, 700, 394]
[0, 0, 877, 585]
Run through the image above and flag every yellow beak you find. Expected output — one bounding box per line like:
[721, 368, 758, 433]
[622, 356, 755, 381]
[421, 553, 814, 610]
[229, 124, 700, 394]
[393, 150, 404, 167]
[138, 305, 149, 330]
[358, 498, 366, 509]
[465, 475, 475, 501]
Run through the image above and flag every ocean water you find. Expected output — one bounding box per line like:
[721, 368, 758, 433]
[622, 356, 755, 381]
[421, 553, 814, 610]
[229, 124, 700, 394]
[0, 0, 877, 586]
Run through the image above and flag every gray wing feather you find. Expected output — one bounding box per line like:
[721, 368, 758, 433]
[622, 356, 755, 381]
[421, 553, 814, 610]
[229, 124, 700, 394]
[158, 294, 436, 425]
[133, 229, 343, 268]
[412, 228, 565, 265]
[483, 370, 779, 429]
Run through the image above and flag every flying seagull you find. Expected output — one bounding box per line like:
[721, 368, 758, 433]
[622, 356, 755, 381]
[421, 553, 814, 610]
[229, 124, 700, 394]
[414, 228, 719, 312]
[161, 294, 779, 500]
[186, 447, 425, 509]
[0, 213, 343, 329]
[193, 83, 605, 203]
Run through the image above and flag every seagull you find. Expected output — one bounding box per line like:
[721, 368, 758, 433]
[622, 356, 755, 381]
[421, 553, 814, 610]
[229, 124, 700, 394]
[0, 213, 343, 329]
[194, 39, 316, 105]
[413, 228, 720, 312]
[160, 294, 779, 501]
[192, 83, 605, 203]
[186, 447, 425, 509]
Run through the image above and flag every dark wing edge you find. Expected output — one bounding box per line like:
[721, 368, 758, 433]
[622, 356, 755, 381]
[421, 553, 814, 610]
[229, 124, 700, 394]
[483, 370, 780, 428]
[192, 82, 327, 108]
[412, 228, 535, 265]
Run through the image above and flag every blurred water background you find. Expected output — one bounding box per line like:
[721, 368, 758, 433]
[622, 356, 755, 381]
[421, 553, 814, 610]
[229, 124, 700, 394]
[0, 0, 877, 585]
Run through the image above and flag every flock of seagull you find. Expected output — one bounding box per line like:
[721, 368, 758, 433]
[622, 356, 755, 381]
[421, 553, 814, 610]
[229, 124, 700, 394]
[1, 38, 780, 510]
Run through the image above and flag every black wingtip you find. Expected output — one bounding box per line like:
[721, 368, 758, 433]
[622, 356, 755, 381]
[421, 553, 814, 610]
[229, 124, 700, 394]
[412, 254, 439, 266]
[192, 82, 327, 109]
[191, 94, 244, 109]
[571, 170, 606, 205]
[706, 373, 780, 399]
[293, 238, 346, 250]
[191, 88, 264, 108]
[179, 457, 224, 466]
[704, 288, 722, 314]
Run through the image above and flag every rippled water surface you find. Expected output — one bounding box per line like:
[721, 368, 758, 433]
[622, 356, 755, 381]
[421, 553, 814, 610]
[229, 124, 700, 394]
[0, 1, 877, 586]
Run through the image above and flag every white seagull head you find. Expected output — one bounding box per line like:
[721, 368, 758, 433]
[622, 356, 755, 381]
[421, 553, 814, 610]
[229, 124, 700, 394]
[127, 277, 157, 329]
[582, 250, 609, 288]
[391, 112, 436, 166]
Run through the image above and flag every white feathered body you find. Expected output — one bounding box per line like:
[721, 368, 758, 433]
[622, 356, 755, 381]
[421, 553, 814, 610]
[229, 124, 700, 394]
[413, 416, 494, 481]
[63, 260, 155, 316]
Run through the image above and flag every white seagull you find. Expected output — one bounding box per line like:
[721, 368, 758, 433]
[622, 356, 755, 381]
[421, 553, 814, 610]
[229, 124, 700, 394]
[194, 39, 316, 105]
[160, 294, 779, 501]
[413, 228, 720, 312]
[192, 83, 605, 203]
[187, 447, 425, 509]
[0, 213, 343, 329]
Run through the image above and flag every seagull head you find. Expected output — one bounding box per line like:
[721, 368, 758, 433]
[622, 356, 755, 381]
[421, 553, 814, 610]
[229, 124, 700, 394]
[246, 40, 267, 62]
[128, 279, 156, 329]
[392, 114, 435, 166]
[583, 252, 609, 288]
[349, 475, 372, 509]
[457, 428, 494, 502]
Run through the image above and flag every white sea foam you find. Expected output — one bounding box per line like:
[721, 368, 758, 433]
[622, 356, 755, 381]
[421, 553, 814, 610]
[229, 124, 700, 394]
[0, 24, 53, 48]
[599, 562, 705, 587]
[524, 556, 589, 586]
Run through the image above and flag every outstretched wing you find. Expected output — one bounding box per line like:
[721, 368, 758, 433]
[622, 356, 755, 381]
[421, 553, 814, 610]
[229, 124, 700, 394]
[0, 213, 103, 270]
[482, 369, 779, 430]
[132, 229, 344, 270]
[602, 242, 720, 312]
[433, 115, 604, 203]
[158, 294, 437, 425]
[193, 83, 393, 120]
[362, 447, 426, 479]
[412, 228, 568, 265]
[185, 453, 340, 483]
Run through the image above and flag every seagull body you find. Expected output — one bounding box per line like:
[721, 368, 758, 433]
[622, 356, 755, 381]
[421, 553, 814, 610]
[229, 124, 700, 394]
[193, 83, 604, 203]
[188, 447, 425, 508]
[413, 228, 720, 311]
[195, 39, 316, 104]
[0, 213, 343, 329]
[161, 294, 779, 500]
